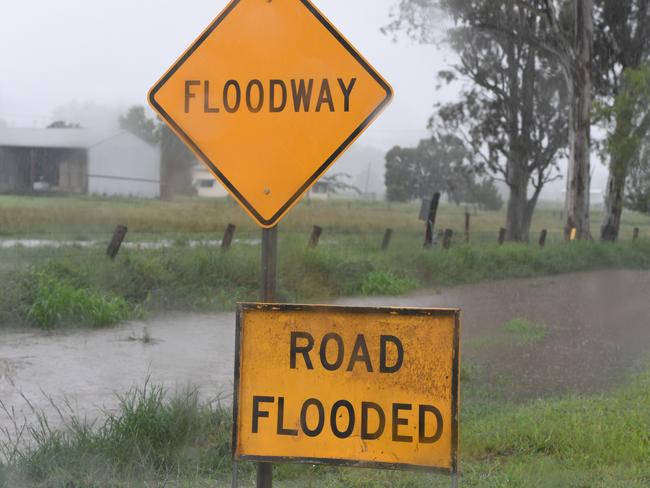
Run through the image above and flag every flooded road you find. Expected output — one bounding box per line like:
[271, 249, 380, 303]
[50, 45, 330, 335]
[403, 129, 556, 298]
[1, 269, 650, 434]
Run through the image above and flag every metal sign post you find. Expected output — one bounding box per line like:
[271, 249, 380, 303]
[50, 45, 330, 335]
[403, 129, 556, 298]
[258, 225, 278, 488]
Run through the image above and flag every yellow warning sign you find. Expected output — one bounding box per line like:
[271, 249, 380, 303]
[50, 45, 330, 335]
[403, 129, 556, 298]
[149, 0, 393, 228]
[233, 304, 460, 473]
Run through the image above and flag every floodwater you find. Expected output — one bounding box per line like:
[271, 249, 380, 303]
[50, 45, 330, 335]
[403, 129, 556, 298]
[1, 269, 649, 435]
[0, 239, 260, 249]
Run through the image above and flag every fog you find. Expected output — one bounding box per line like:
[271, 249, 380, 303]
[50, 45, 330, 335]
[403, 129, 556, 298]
[0, 0, 607, 199]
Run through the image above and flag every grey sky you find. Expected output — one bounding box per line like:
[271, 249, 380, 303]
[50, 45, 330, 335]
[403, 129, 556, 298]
[0, 0, 455, 151]
[0, 0, 607, 198]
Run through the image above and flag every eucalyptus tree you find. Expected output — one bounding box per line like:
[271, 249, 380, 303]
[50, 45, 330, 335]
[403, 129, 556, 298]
[388, 0, 594, 239]
[594, 0, 650, 241]
[387, 1, 568, 241]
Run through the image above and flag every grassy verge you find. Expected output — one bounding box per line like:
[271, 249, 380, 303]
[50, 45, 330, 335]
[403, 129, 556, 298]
[1, 238, 650, 328]
[2, 369, 648, 487]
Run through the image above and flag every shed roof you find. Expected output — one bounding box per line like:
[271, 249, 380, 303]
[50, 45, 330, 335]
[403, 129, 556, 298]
[0, 128, 130, 149]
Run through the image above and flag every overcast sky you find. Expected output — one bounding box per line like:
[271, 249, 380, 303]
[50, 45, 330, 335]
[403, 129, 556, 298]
[0, 0, 607, 198]
[0, 0, 458, 152]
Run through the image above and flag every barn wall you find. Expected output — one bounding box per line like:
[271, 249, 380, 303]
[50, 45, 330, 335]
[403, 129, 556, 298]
[87, 133, 160, 198]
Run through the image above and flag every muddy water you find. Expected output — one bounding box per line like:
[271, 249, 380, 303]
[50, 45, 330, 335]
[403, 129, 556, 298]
[1, 269, 650, 435]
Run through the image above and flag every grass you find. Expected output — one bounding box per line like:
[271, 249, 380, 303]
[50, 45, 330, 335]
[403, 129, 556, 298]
[2, 237, 650, 329]
[503, 318, 548, 344]
[1, 369, 648, 487]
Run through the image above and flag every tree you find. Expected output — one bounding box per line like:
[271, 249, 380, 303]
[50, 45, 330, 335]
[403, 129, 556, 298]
[388, 1, 567, 241]
[384, 136, 502, 210]
[388, 0, 594, 239]
[119, 105, 196, 197]
[594, 0, 650, 240]
[47, 120, 81, 129]
[118, 106, 158, 145]
[625, 142, 650, 214]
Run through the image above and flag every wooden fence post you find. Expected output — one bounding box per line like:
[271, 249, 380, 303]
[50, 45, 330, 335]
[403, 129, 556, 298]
[381, 228, 393, 251]
[633, 228, 640, 240]
[308, 225, 323, 248]
[498, 228, 506, 245]
[464, 211, 470, 243]
[539, 229, 548, 248]
[107, 225, 128, 260]
[221, 224, 236, 250]
[424, 192, 441, 248]
[443, 229, 453, 250]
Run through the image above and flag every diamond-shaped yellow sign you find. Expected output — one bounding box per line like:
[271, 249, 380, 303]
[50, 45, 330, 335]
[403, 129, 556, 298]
[149, 0, 393, 227]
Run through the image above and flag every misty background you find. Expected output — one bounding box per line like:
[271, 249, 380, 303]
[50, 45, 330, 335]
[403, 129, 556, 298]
[0, 0, 606, 199]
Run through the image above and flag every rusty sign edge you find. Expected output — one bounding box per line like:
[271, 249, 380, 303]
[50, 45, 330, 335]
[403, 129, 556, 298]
[148, 0, 393, 228]
[231, 302, 460, 474]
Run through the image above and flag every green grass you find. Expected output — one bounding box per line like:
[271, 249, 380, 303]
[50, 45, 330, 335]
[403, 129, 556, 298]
[1, 369, 648, 487]
[503, 318, 548, 344]
[2, 238, 650, 329]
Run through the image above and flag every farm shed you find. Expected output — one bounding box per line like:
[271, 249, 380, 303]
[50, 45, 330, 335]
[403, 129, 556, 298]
[0, 128, 160, 198]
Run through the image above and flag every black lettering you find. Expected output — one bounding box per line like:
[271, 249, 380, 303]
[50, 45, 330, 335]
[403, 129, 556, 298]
[300, 398, 325, 437]
[316, 79, 335, 112]
[380, 335, 404, 373]
[346, 334, 373, 372]
[291, 79, 314, 112]
[184, 80, 200, 113]
[203, 81, 220, 113]
[290, 332, 314, 369]
[361, 402, 385, 440]
[246, 79, 264, 113]
[319, 333, 344, 371]
[330, 400, 355, 439]
[419, 405, 443, 444]
[277, 397, 298, 436]
[337, 78, 356, 112]
[270, 79, 287, 113]
[392, 403, 413, 443]
[223, 80, 241, 113]
[252, 396, 274, 434]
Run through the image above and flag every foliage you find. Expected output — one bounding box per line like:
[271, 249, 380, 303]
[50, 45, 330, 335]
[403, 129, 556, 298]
[386, 1, 568, 241]
[2, 370, 649, 486]
[118, 105, 158, 145]
[385, 137, 503, 210]
[118, 105, 196, 197]
[16, 268, 137, 329]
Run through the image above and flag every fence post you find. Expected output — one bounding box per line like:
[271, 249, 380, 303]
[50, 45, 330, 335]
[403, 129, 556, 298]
[424, 192, 441, 248]
[464, 211, 470, 243]
[443, 229, 453, 250]
[498, 228, 506, 245]
[633, 228, 640, 240]
[308, 225, 323, 248]
[221, 224, 236, 250]
[106, 225, 128, 260]
[539, 229, 548, 248]
[381, 228, 393, 251]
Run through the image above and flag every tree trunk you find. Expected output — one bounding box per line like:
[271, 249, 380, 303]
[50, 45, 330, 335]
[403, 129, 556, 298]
[505, 161, 530, 242]
[565, 0, 593, 239]
[600, 154, 626, 241]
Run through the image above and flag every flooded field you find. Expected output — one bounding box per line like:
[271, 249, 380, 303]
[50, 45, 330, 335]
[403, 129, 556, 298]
[1, 269, 649, 435]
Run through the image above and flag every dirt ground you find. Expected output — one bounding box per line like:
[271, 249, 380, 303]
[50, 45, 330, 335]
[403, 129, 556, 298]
[1, 269, 649, 433]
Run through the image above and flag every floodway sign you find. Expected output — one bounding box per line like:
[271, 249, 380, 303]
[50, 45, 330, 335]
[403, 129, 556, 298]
[149, 0, 393, 228]
[233, 304, 460, 473]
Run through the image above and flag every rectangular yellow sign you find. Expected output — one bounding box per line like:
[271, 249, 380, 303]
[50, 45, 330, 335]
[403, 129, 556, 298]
[233, 304, 460, 473]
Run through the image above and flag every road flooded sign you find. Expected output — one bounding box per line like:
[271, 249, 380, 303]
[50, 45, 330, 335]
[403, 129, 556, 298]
[148, 0, 393, 228]
[233, 304, 460, 473]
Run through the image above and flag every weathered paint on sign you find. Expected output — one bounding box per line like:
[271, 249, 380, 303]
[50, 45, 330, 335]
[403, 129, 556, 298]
[233, 304, 460, 473]
[148, 0, 392, 228]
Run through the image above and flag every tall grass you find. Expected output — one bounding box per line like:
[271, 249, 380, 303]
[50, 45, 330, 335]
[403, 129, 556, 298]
[1, 239, 650, 329]
[1, 371, 649, 487]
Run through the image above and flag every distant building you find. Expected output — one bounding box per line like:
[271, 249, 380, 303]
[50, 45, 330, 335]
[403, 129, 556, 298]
[192, 165, 229, 198]
[0, 128, 160, 198]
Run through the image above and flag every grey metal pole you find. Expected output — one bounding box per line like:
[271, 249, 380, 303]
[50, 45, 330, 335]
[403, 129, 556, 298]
[451, 472, 459, 488]
[256, 225, 278, 488]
